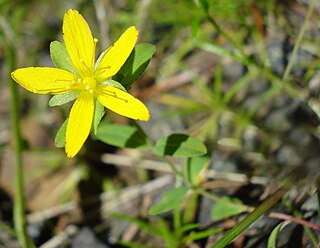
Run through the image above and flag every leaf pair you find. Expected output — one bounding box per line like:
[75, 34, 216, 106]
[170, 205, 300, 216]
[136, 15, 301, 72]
[149, 156, 209, 216]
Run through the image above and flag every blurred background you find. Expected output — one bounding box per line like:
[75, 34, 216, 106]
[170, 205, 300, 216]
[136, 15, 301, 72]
[0, 0, 320, 247]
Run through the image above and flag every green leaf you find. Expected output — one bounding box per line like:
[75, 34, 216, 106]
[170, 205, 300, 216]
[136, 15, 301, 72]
[199, 0, 209, 13]
[149, 187, 189, 215]
[211, 196, 247, 221]
[195, 41, 247, 65]
[153, 134, 207, 158]
[186, 156, 210, 185]
[177, 223, 200, 235]
[50, 41, 77, 74]
[95, 122, 148, 149]
[267, 222, 284, 248]
[191, 17, 201, 38]
[223, 70, 258, 104]
[113, 43, 156, 89]
[111, 212, 160, 236]
[183, 227, 223, 243]
[48, 91, 79, 107]
[93, 100, 105, 135]
[55, 119, 68, 148]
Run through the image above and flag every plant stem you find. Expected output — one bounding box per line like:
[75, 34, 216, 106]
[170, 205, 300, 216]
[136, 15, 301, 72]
[282, 0, 316, 81]
[6, 39, 31, 248]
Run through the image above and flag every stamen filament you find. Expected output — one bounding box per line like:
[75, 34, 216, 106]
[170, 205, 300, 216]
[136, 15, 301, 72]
[36, 87, 72, 94]
[92, 38, 98, 70]
[98, 88, 128, 103]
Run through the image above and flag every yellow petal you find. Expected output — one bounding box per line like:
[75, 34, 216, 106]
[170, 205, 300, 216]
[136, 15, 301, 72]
[65, 91, 94, 157]
[63, 9, 95, 76]
[11, 67, 77, 94]
[95, 26, 138, 81]
[97, 85, 149, 121]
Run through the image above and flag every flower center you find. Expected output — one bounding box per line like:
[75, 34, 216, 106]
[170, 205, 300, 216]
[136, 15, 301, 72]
[82, 77, 96, 93]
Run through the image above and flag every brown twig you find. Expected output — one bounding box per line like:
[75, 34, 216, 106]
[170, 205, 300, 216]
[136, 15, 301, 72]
[268, 212, 320, 231]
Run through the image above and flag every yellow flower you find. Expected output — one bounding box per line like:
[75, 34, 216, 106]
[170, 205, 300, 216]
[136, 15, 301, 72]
[11, 9, 150, 158]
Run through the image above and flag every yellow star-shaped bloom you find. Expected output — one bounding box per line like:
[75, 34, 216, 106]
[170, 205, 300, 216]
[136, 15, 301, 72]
[11, 9, 150, 158]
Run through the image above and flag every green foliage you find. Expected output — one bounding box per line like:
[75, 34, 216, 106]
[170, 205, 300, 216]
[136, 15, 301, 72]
[182, 227, 223, 243]
[267, 222, 284, 248]
[211, 196, 247, 221]
[153, 134, 207, 158]
[113, 211, 223, 247]
[55, 119, 68, 148]
[50, 41, 77, 74]
[48, 91, 79, 107]
[212, 189, 286, 248]
[112, 213, 179, 247]
[149, 187, 189, 215]
[95, 122, 149, 149]
[114, 43, 156, 89]
[93, 100, 105, 134]
[185, 156, 209, 186]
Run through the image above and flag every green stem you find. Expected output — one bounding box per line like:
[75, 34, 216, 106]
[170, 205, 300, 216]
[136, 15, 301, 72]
[173, 206, 181, 232]
[6, 40, 31, 248]
[162, 156, 184, 178]
[196, 188, 220, 202]
[201, 7, 246, 59]
[282, 0, 316, 81]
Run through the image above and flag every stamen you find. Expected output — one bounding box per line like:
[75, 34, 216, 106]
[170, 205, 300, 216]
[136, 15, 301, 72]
[92, 38, 98, 70]
[96, 65, 112, 75]
[102, 66, 112, 73]
[99, 88, 128, 103]
[79, 58, 89, 68]
[63, 57, 81, 76]
[99, 65, 111, 71]
[36, 86, 72, 94]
